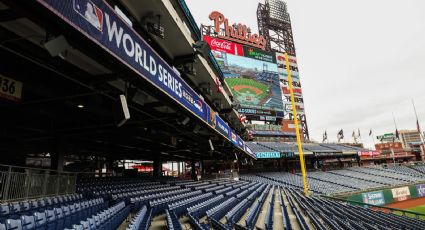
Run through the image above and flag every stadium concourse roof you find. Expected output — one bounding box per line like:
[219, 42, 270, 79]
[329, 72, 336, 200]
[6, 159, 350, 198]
[246, 142, 366, 156]
[0, 0, 254, 164]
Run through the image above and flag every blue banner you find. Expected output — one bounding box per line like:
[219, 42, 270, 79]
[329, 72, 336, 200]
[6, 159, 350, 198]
[255, 152, 281, 159]
[237, 136, 244, 149]
[215, 115, 230, 138]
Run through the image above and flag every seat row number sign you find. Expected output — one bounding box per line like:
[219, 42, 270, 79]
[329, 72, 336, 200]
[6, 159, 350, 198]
[0, 75, 23, 101]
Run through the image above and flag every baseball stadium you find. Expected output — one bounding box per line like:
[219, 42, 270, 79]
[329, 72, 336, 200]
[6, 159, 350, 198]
[0, 0, 424, 230]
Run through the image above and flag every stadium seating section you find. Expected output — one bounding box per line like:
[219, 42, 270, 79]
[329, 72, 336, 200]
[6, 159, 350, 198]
[1, 165, 425, 229]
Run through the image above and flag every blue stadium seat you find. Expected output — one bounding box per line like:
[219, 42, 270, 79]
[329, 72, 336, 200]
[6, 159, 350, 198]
[54, 208, 64, 230]
[71, 224, 83, 230]
[33, 212, 47, 230]
[69, 205, 77, 226]
[21, 215, 35, 230]
[86, 218, 95, 230]
[28, 202, 38, 212]
[45, 209, 56, 230]
[79, 221, 90, 230]
[19, 202, 30, 216]
[9, 203, 21, 219]
[5, 219, 23, 230]
[37, 200, 46, 212]
[62, 206, 71, 229]
[0, 205, 10, 223]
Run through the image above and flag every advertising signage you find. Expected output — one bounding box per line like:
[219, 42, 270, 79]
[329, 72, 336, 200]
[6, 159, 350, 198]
[36, 0, 254, 157]
[391, 186, 411, 202]
[209, 11, 267, 50]
[256, 152, 281, 159]
[242, 46, 276, 63]
[358, 151, 380, 157]
[362, 191, 385, 206]
[204, 36, 244, 56]
[417, 184, 425, 197]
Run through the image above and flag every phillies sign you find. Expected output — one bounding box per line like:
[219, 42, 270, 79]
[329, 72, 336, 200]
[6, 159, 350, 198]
[209, 11, 267, 50]
[203, 35, 243, 56]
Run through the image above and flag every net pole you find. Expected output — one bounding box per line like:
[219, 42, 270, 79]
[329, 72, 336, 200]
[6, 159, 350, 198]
[284, 52, 309, 196]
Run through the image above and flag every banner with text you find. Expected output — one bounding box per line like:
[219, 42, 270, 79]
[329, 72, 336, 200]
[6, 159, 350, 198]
[362, 191, 385, 206]
[391, 186, 411, 202]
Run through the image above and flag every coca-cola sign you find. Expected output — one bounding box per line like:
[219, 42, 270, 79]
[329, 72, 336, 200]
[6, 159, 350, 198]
[209, 11, 267, 50]
[204, 35, 244, 56]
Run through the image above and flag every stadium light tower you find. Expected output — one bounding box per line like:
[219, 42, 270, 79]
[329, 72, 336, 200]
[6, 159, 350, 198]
[257, 0, 310, 141]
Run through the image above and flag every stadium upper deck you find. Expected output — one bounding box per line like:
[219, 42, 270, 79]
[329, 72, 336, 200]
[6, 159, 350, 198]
[0, 0, 254, 171]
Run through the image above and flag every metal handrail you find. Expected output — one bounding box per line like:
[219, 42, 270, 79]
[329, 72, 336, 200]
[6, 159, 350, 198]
[323, 195, 425, 219]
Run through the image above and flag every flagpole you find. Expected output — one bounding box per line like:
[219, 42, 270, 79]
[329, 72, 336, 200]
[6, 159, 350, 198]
[370, 129, 376, 149]
[412, 99, 425, 143]
[412, 99, 425, 161]
[392, 112, 398, 131]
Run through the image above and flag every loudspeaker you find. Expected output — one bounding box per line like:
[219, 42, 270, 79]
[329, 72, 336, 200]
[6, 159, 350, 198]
[44, 35, 71, 58]
[193, 40, 211, 58]
[113, 95, 130, 127]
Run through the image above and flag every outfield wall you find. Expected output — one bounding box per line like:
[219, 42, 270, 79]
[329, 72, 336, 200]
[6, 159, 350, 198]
[342, 183, 425, 206]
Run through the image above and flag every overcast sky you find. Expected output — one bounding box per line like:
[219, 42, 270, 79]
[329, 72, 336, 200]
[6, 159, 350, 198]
[185, 0, 425, 148]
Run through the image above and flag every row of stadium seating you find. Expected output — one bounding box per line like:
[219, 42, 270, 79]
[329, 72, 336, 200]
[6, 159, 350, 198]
[0, 194, 84, 222]
[3, 169, 425, 229]
[247, 141, 364, 153]
[242, 165, 425, 195]
[0, 198, 105, 230]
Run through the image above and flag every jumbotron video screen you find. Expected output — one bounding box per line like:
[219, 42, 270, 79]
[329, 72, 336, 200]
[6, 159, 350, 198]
[205, 36, 284, 116]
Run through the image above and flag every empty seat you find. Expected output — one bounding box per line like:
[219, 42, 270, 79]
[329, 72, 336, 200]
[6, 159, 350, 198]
[20, 202, 31, 215]
[5, 219, 23, 230]
[62, 206, 71, 229]
[0, 205, 10, 222]
[21, 215, 35, 230]
[80, 221, 91, 230]
[54, 208, 64, 230]
[45, 209, 56, 230]
[34, 212, 47, 230]
[37, 200, 46, 212]
[9, 202, 21, 219]
[71, 224, 83, 230]
[87, 218, 96, 230]
[29, 201, 38, 212]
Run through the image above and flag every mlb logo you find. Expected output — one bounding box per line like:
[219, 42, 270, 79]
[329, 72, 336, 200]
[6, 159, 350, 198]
[231, 133, 237, 142]
[73, 0, 103, 32]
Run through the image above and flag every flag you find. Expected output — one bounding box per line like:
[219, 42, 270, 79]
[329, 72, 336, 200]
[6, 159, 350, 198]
[395, 129, 400, 140]
[352, 131, 355, 138]
[417, 119, 422, 134]
[248, 130, 253, 139]
[369, 129, 372, 136]
[322, 131, 328, 143]
[358, 128, 361, 137]
[337, 129, 344, 142]
[239, 114, 247, 123]
[215, 77, 223, 94]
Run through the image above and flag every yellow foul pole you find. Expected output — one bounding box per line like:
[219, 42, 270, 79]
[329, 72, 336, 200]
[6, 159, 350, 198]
[284, 52, 309, 196]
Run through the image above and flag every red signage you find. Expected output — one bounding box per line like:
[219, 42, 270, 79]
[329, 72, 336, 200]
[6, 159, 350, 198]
[282, 87, 302, 95]
[358, 150, 380, 157]
[209, 11, 267, 50]
[204, 35, 244, 56]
